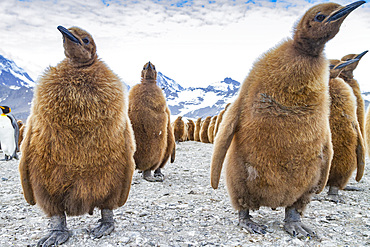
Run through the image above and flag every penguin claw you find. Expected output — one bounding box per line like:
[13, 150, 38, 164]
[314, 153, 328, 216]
[239, 218, 267, 234]
[326, 194, 345, 203]
[91, 222, 114, 239]
[284, 221, 316, 239]
[37, 230, 70, 247]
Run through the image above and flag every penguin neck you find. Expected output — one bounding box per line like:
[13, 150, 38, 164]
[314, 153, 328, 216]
[67, 54, 98, 68]
[294, 38, 325, 57]
[1, 113, 6, 116]
[339, 71, 354, 81]
[141, 79, 157, 84]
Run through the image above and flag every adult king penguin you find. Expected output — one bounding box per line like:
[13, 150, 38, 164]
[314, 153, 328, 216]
[211, 1, 365, 237]
[0, 105, 19, 161]
[19, 26, 136, 246]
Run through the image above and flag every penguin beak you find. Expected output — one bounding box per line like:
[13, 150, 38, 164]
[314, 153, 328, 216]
[0, 106, 4, 110]
[326, 1, 365, 23]
[355, 50, 368, 60]
[57, 26, 81, 45]
[334, 58, 359, 70]
[145, 61, 154, 70]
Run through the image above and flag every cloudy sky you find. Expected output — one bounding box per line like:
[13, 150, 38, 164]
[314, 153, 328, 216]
[1, 0, 370, 91]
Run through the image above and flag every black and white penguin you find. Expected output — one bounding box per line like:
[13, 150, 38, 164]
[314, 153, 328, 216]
[0, 106, 19, 161]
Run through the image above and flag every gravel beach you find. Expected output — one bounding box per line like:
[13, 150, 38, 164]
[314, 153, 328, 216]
[1, 141, 369, 246]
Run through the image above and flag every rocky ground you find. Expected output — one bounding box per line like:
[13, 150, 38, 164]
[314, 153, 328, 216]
[1, 141, 369, 246]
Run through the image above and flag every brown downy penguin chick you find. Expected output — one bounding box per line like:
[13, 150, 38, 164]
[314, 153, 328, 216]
[173, 116, 185, 143]
[339, 50, 368, 138]
[213, 103, 231, 138]
[211, 1, 365, 237]
[200, 116, 212, 143]
[187, 119, 195, 141]
[19, 26, 136, 246]
[128, 61, 173, 182]
[208, 115, 218, 143]
[326, 59, 365, 203]
[194, 117, 202, 142]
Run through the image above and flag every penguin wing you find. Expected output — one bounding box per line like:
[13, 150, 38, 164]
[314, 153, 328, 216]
[7, 114, 20, 154]
[210, 103, 239, 189]
[18, 119, 36, 205]
[118, 121, 136, 207]
[354, 121, 365, 182]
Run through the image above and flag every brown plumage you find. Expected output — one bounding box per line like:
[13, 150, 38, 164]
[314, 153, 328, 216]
[18, 124, 25, 148]
[186, 119, 195, 141]
[339, 51, 368, 139]
[207, 115, 218, 143]
[19, 26, 136, 245]
[194, 117, 202, 142]
[128, 61, 174, 182]
[327, 59, 365, 202]
[213, 103, 231, 138]
[173, 116, 185, 142]
[200, 116, 212, 143]
[211, 1, 365, 237]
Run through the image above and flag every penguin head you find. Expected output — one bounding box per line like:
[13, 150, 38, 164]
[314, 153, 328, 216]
[0, 106, 11, 115]
[57, 26, 97, 66]
[329, 58, 359, 79]
[141, 61, 157, 82]
[339, 50, 368, 78]
[294, 1, 365, 56]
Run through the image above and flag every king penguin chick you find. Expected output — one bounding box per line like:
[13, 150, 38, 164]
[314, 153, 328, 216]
[211, 1, 365, 237]
[128, 61, 175, 182]
[213, 103, 231, 138]
[19, 26, 136, 246]
[326, 59, 365, 203]
[194, 117, 202, 142]
[208, 115, 218, 143]
[339, 50, 368, 139]
[0, 106, 19, 160]
[187, 119, 195, 141]
[200, 116, 212, 143]
[173, 116, 185, 143]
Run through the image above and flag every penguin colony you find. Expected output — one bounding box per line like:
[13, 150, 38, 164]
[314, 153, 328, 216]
[19, 26, 136, 246]
[210, 1, 365, 237]
[15, 1, 368, 246]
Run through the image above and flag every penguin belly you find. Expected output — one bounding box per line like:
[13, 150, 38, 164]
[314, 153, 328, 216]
[0, 116, 15, 156]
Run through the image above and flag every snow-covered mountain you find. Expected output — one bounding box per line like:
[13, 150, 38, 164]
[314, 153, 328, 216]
[0, 55, 34, 120]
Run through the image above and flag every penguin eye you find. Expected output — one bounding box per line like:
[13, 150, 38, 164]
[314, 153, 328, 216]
[82, 38, 90, 44]
[314, 14, 326, 22]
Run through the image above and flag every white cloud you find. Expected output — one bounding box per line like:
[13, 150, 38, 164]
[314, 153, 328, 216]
[1, 0, 369, 92]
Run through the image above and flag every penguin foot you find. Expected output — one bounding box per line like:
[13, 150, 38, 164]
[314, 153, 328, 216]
[91, 209, 115, 239]
[143, 170, 163, 182]
[327, 186, 345, 203]
[343, 186, 364, 191]
[238, 209, 267, 234]
[154, 168, 165, 181]
[284, 207, 316, 238]
[37, 214, 70, 246]
[326, 194, 345, 203]
[37, 230, 70, 247]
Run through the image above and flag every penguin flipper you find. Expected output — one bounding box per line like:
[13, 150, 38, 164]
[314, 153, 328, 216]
[354, 122, 365, 182]
[18, 120, 36, 205]
[118, 122, 136, 207]
[7, 114, 20, 156]
[314, 134, 333, 194]
[210, 103, 239, 189]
